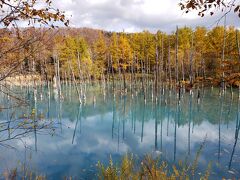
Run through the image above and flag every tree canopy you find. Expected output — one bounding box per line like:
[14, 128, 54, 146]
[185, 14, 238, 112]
[0, 0, 68, 28]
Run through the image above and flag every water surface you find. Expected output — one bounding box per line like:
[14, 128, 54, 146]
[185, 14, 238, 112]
[0, 84, 239, 179]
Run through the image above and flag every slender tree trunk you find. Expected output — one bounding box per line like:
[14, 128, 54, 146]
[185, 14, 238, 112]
[110, 55, 115, 91]
[155, 36, 159, 101]
[68, 60, 81, 104]
[236, 30, 240, 73]
[175, 26, 180, 101]
[181, 58, 185, 82]
[168, 37, 172, 89]
[189, 33, 194, 87]
[221, 15, 226, 90]
[77, 51, 83, 87]
[56, 55, 61, 97]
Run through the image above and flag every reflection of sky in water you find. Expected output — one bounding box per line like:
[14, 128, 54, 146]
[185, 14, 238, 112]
[0, 85, 239, 179]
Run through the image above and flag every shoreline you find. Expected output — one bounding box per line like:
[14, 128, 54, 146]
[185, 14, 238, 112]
[2, 75, 43, 87]
[1, 74, 239, 88]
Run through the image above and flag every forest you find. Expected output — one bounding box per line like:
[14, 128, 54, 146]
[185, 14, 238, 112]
[1, 26, 240, 89]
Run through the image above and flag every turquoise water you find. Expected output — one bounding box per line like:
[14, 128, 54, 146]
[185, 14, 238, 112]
[0, 83, 239, 179]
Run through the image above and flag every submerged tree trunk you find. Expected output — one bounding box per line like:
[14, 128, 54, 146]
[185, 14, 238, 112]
[110, 55, 115, 91]
[68, 60, 81, 104]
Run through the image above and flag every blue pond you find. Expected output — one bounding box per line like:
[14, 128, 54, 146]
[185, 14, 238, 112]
[0, 84, 239, 179]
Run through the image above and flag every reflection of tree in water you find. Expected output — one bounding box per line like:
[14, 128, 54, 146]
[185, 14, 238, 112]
[105, 87, 236, 126]
[0, 86, 57, 149]
[228, 89, 240, 170]
[102, 85, 240, 173]
[72, 104, 82, 144]
[1, 83, 240, 178]
[0, 107, 55, 150]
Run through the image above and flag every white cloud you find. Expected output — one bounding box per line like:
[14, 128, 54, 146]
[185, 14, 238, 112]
[52, 0, 240, 32]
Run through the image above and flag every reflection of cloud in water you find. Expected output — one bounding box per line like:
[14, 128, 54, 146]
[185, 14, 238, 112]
[2, 112, 238, 154]
[0, 94, 239, 178]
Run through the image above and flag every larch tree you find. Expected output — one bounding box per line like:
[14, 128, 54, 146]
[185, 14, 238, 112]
[0, 0, 68, 82]
[93, 31, 107, 79]
[118, 33, 132, 72]
[109, 32, 120, 71]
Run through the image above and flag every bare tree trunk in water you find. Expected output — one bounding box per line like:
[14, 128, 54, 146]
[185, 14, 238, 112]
[175, 26, 180, 101]
[168, 37, 172, 89]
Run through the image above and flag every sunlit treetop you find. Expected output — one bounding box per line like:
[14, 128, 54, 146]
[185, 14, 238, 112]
[179, 0, 240, 18]
[0, 0, 69, 28]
